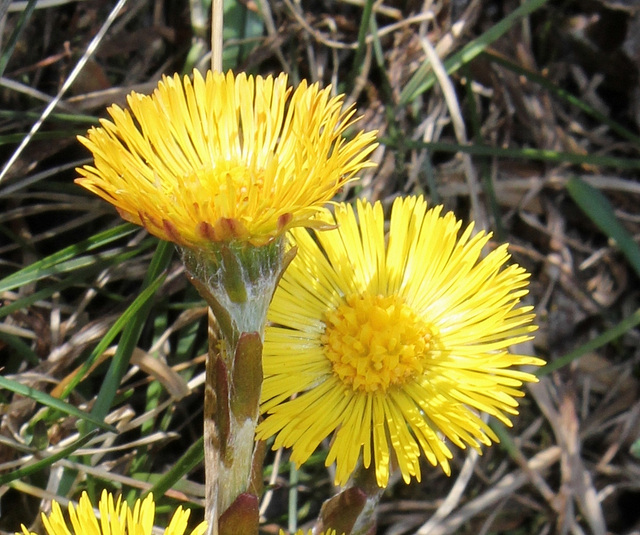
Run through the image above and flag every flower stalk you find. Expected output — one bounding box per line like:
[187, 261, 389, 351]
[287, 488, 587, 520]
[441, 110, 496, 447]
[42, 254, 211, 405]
[315, 463, 383, 535]
[182, 238, 294, 531]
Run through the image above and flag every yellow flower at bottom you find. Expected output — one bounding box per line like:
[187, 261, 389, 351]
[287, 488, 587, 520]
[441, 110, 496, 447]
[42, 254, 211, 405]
[18, 491, 207, 535]
[257, 196, 544, 487]
[76, 70, 377, 248]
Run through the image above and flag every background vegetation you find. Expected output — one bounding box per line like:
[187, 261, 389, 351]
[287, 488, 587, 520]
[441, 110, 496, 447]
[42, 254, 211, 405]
[2, 0, 640, 533]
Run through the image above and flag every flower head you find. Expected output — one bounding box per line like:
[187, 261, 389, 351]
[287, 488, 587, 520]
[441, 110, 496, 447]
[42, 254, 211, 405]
[18, 490, 207, 535]
[257, 196, 544, 487]
[76, 70, 377, 248]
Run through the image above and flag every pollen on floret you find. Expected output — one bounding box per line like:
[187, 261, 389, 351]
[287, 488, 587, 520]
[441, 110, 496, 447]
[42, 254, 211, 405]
[322, 293, 434, 393]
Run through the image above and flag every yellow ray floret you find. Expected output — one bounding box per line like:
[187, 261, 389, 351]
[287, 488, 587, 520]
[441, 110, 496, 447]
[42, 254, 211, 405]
[257, 195, 544, 487]
[17, 490, 207, 535]
[76, 70, 377, 247]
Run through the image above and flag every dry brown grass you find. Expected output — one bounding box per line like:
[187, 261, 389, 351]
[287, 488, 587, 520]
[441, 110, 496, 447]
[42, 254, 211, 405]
[2, 1, 640, 534]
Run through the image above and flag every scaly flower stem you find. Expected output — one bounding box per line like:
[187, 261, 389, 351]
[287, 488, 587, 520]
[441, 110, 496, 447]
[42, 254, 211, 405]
[181, 238, 293, 534]
[315, 462, 383, 535]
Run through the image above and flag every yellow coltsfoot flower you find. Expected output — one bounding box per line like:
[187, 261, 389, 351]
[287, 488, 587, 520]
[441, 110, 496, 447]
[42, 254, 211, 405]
[257, 196, 544, 487]
[76, 70, 377, 249]
[17, 490, 206, 535]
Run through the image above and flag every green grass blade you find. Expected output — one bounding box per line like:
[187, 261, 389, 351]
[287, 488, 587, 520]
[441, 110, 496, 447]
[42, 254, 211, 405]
[348, 0, 375, 86]
[567, 176, 640, 278]
[0, 376, 117, 432]
[0, 223, 138, 292]
[0, 0, 38, 77]
[219, 0, 265, 71]
[288, 464, 299, 533]
[399, 0, 550, 105]
[483, 51, 640, 146]
[55, 270, 168, 402]
[0, 331, 40, 367]
[0, 429, 99, 486]
[143, 436, 204, 500]
[384, 139, 640, 170]
[462, 63, 504, 239]
[0, 109, 99, 125]
[0, 130, 87, 146]
[538, 308, 640, 376]
[0, 249, 145, 320]
[88, 240, 174, 423]
[57, 241, 174, 497]
[0, 250, 135, 292]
